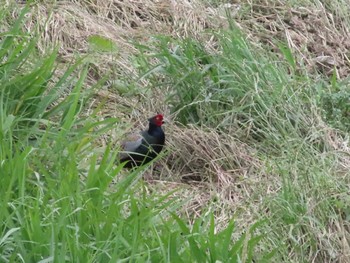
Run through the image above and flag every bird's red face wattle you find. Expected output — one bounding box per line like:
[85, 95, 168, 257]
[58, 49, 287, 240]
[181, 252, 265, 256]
[151, 114, 164, 127]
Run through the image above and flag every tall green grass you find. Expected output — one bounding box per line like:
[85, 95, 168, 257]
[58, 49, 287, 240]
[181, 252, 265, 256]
[134, 27, 316, 148]
[0, 7, 266, 263]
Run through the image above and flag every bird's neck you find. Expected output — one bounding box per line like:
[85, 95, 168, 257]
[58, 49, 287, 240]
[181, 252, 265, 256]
[147, 123, 164, 140]
[145, 123, 165, 146]
[148, 123, 163, 134]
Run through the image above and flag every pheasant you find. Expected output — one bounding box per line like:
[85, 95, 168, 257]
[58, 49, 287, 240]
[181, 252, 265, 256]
[119, 114, 165, 168]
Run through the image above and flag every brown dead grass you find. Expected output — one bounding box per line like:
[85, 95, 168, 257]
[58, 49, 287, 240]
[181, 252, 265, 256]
[163, 124, 259, 182]
[241, 1, 350, 78]
[143, 124, 265, 232]
[15, 1, 350, 80]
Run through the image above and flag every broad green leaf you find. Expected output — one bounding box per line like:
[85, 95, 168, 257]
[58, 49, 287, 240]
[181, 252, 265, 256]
[88, 35, 118, 53]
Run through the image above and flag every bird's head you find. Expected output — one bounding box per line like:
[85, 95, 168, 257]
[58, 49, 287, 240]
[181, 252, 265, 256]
[149, 114, 164, 127]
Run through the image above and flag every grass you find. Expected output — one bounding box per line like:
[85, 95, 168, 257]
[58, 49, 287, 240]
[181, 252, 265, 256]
[0, 4, 267, 263]
[1, 0, 350, 262]
[134, 13, 350, 261]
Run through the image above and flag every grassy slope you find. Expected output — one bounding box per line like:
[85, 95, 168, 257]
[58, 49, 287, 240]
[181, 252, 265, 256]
[1, 0, 350, 262]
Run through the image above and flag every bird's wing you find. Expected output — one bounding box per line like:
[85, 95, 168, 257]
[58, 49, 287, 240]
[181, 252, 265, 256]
[119, 132, 144, 160]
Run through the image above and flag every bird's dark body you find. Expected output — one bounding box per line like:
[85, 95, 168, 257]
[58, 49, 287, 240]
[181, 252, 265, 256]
[120, 120, 165, 168]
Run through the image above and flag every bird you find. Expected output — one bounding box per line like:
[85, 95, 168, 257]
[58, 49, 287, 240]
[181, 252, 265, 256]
[119, 114, 165, 168]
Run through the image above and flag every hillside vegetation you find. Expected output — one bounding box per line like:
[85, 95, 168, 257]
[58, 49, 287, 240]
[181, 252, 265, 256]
[1, 1, 350, 262]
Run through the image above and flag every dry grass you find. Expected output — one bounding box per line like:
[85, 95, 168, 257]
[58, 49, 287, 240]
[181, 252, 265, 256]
[162, 124, 259, 182]
[157, 124, 264, 226]
[12, 1, 350, 79]
[240, 0, 350, 78]
[17, 1, 237, 78]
